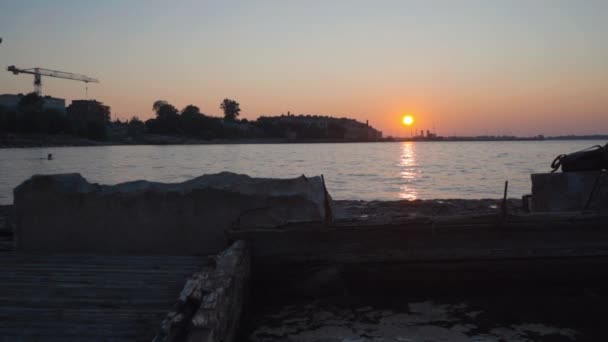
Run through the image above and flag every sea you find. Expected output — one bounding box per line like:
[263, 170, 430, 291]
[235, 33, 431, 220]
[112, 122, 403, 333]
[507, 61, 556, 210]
[0, 140, 604, 205]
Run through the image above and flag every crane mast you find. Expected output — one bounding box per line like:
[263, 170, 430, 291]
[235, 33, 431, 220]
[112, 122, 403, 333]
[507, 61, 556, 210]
[6, 65, 99, 97]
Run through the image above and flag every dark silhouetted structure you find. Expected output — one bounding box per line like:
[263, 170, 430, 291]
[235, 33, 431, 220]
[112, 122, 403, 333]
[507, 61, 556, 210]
[67, 100, 110, 140]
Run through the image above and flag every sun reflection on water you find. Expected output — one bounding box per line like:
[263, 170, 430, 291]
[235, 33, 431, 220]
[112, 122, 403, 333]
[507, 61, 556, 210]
[399, 142, 419, 200]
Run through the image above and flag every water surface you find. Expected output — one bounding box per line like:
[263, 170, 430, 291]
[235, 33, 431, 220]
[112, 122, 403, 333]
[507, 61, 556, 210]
[0, 140, 603, 204]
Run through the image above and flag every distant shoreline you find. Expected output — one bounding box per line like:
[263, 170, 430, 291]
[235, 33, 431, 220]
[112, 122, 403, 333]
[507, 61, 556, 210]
[1, 133, 606, 148]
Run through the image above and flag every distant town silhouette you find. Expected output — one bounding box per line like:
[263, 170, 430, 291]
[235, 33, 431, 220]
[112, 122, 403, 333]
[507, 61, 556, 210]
[1, 92, 606, 147]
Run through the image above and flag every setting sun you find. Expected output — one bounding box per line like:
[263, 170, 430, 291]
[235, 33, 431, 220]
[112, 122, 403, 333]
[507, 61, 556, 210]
[402, 115, 414, 126]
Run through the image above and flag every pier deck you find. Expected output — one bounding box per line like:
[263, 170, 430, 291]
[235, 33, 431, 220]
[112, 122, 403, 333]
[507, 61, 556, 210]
[0, 205, 14, 252]
[0, 253, 211, 341]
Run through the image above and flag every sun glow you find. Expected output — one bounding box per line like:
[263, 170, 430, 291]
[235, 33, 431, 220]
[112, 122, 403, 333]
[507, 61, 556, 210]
[402, 115, 414, 126]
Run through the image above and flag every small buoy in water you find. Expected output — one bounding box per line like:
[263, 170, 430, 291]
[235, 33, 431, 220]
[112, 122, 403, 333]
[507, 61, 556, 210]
[47, 153, 53, 160]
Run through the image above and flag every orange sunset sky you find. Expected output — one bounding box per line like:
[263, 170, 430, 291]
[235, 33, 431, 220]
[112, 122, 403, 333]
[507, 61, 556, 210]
[1, 0, 607, 136]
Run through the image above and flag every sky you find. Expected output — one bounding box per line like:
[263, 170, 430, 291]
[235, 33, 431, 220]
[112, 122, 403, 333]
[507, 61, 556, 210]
[0, 0, 607, 137]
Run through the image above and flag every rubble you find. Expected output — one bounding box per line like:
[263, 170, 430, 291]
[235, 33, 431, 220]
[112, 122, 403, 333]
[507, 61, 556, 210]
[155, 241, 250, 342]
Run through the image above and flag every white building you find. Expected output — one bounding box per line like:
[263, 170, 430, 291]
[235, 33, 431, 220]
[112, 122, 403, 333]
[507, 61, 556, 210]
[0, 94, 66, 114]
[0, 94, 21, 109]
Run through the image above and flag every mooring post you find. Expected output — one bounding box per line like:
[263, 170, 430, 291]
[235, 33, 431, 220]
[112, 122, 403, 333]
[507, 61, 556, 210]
[501, 180, 509, 220]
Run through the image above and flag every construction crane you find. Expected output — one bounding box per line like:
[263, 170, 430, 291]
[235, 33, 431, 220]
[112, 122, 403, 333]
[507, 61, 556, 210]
[6, 65, 99, 98]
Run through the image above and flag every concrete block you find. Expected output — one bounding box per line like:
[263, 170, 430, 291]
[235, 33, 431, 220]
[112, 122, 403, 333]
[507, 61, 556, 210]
[531, 171, 608, 212]
[14, 173, 330, 255]
[154, 241, 250, 342]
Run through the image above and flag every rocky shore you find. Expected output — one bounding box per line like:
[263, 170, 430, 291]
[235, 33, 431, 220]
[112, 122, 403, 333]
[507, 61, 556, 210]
[332, 198, 524, 222]
[245, 297, 587, 342]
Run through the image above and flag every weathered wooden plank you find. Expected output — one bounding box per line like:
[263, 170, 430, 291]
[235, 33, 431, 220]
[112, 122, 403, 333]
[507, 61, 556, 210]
[0, 307, 166, 320]
[231, 215, 608, 266]
[0, 252, 212, 340]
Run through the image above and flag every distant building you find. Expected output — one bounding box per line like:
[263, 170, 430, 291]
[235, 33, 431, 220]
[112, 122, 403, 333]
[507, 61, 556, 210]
[0, 94, 21, 109]
[285, 130, 298, 140]
[271, 114, 330, 130]
[42, 97, 66, 114]
[221, 120, 261, 135]
[258, 114, 382, 141]
[342, 119, 382, 140]
[0, 93, 66, 114]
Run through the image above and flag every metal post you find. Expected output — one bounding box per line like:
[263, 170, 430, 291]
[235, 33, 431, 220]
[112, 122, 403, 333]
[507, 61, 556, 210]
[501, 181, 509, 220]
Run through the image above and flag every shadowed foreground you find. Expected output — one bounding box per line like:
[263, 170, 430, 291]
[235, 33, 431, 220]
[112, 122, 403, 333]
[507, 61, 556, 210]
[0, 253, 211, 341]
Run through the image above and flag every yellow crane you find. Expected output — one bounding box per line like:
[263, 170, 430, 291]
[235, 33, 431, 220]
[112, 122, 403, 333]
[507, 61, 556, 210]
[7, 65, 99, 97]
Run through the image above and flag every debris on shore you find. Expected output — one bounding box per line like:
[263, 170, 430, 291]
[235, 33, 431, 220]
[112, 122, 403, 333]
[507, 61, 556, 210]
[332, 198, 525, 223]
[248, 300, 578, 342]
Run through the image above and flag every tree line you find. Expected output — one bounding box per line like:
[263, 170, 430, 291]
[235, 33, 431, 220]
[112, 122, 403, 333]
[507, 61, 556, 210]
[124, 98, 349, 140]
[2, 95, 375, 141]
[124, 98, 244, 139]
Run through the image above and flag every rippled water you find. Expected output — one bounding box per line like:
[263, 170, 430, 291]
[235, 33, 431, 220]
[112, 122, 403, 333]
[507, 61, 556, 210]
[0, 140, 604, 204]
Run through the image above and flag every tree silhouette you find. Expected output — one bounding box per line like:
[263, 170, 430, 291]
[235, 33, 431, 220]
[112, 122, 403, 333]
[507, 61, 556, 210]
[181, 105, 200, 117]
[153, 101, 178, 119]
[152, 100, 169, 113]
[220, 99, 240, 122]
[148, 100, 180, 134]
[127, 116, 145, 139]
[180, 105, 206, 136]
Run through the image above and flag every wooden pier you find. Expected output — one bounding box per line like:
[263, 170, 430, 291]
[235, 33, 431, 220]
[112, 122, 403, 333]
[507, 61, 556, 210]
[0, 253, 212, 341]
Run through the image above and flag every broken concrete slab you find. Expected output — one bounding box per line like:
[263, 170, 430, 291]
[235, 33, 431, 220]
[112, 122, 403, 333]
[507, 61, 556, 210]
[154, 240, 250, 342]
[531, 171, 607, 212]
[14, 172, 331, 255]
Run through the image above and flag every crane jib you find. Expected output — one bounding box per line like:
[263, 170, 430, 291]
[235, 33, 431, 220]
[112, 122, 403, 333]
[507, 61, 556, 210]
[6, 65, 99, 95]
